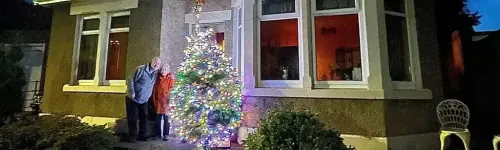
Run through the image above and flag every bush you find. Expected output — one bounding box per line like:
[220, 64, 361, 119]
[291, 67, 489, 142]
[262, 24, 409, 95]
[245, 109, 349, 150]
[0, 113, 117, 150]
[0, 48, 26, 125]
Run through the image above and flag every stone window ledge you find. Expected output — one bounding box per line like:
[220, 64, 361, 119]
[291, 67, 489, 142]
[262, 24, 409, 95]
[63, 84, 127, 94]
[243, 88, 432, 100]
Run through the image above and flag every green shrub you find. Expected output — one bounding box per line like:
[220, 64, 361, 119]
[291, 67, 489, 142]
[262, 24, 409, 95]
[245, 109, 348, 150]
[0, 114, 117, 150]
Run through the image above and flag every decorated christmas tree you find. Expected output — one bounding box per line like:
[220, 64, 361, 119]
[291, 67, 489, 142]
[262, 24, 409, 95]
[169, 0, 242, 148]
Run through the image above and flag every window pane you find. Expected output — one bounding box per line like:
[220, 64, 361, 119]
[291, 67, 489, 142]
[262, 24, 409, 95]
[111, 16, 130, 29]
[314, 15, 361, 81]
[384, 0, 405, 13]
[316, 0, 355, 10]
[386, 15, 411, 81]
[262, 0, 295, 15]
[215, 32, 225, 51]
[78, 35, 98, 80]
[106, 32, 129, 80]
[82, 18, 99, 31]
[260, 19, 299, 80]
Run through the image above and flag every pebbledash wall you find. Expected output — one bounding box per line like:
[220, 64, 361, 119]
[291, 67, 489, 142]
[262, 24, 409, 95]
[236, 0, 443, 149]
[42, 0, 442, 149]
[42, 0, 162, 118]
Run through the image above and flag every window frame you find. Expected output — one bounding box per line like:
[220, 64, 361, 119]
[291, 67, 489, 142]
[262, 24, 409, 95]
[257, 0, 303, 88]
[383, 0, 422, 90]
[310, 0, 370, 88]
[234, 6, 243, 75]
[104, 11, 130, 86]
[69, 11, 130, 88]
[75, 14, 100, 85]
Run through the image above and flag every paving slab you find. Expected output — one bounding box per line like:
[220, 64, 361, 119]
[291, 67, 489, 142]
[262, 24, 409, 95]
[114, 139, 196, 150]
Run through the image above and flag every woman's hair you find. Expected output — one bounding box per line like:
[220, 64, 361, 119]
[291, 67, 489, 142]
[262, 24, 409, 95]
[160, 65, 170, 73]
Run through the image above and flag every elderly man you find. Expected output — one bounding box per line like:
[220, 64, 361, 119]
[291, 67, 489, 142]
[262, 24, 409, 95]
[126, 57, 161, 142]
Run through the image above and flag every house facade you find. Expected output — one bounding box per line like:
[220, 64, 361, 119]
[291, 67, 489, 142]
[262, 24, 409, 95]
[39, 0, 443, 149]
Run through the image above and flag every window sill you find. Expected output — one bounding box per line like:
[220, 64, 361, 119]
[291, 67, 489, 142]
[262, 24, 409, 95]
[62, 84, 127, 94]
[243, 88, 432, 100]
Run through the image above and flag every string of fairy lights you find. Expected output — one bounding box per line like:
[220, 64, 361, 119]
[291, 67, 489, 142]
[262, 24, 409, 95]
[169, 0, 243, 148]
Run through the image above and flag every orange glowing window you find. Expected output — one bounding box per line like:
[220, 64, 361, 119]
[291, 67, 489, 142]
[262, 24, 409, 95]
[314, 14, 361, 81]
[106, 15, 129, 80]
[260, 19, 299, 80]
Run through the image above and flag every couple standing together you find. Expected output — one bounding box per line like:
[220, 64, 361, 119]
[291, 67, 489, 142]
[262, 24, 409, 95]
[126, 57, 175, 143]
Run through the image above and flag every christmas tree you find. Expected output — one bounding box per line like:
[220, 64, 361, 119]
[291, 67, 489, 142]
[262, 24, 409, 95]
[169, 1, 242, 148]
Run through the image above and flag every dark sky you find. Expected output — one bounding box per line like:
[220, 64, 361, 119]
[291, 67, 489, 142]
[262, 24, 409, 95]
[468, 0, 500, 31]
[0, 0, 52, 31]
[1, 0, 498, 32]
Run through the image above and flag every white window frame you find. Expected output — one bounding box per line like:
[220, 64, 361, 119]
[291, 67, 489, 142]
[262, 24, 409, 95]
[233, 6, 243, 75]
[236, 0, 430, 99]
[310, 0, 370, 89]
[383, 0, 423, 90]
[75, 14, 100, 86]
[104, 11, 130, 86]
[65, 11, 130, 93]
[257, 0, 303, 88]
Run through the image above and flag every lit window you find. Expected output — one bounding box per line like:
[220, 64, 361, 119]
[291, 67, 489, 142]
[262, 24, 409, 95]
[106, 15, 129, 80]
[260, 19, 299, 80]
[73, 11, 130, 86]
[238, 0, 426, 97]
[259, 0, 299, 83]
[314, 15, 361, 81]
[312, 0, 363, 83]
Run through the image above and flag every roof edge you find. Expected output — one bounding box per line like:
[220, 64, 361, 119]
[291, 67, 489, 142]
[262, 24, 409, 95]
[33, 0, 70, 7]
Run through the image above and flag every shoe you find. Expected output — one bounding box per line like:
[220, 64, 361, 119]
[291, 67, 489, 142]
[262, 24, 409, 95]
[162, 137, 169, 141]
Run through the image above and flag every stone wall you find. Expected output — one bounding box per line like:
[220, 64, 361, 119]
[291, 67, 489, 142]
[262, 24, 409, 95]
[161, 0, 234, 71]
[160, 0, 188, 72]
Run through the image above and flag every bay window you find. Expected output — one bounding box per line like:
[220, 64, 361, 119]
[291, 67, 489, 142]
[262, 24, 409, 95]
[65, 11, 130, 93]
[235, 0, 429, 99]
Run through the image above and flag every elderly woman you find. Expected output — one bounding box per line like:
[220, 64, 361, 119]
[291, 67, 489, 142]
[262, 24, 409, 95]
[152, 65, 175, 141]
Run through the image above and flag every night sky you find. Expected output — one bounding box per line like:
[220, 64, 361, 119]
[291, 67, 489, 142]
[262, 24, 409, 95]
[468, 0, 500, 31]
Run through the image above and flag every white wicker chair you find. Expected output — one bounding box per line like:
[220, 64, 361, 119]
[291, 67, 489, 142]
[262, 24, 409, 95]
[494, 135, 500, 150]
[437, 99, 470, 150]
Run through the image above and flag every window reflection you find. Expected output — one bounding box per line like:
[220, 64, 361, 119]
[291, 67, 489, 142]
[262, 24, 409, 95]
[316, 0, 355, 10]
[78, 35, 98, 80]
[262, 0, 295, 15]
